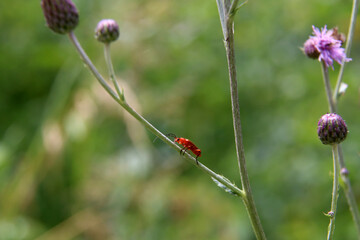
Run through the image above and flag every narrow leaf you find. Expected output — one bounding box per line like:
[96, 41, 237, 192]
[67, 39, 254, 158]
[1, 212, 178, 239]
[339, 82, 348, 96]
[211, 176, 238, 196]
[216, 0, 228, 38]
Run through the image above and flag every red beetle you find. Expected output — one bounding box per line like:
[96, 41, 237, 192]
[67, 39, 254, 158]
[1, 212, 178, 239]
[167, 133, 202, 164]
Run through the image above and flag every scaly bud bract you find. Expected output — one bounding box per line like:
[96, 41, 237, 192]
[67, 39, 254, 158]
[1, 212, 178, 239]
[41, 0, 79, 34]
[95, 19, 120, 43]
[317, 113, 348, 145]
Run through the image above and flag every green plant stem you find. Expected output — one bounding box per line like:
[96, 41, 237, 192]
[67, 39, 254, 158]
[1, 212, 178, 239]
[321, 58, 360, 237]
[320, 62, 336, 113]
[67, 31, 245, 199]
[337, 145, 360, 237]
[68, 32, 119, 101]
[217, 1, 266, 239]
[104, 43, 124, 100]
[327, 145, 340, 240]
[331, 0, 360, 235]
[333, 0, 360, 103]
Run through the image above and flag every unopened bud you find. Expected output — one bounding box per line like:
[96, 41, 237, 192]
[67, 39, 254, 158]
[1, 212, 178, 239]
[303, 38, 320, 59]
[317, 113, 348, 145]
[41, 0, 79, 34]
[340, 168, 349, 176]
[325, 211, 335, 218]
[95, 19, 120, 43]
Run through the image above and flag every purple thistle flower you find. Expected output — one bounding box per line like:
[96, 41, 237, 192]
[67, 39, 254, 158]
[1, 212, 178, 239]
[304, 25, 351, 69]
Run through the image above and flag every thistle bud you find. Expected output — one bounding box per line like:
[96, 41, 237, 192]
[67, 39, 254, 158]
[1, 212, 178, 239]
[317, 113, 348, 145]
[303, 38, 320, 59]
[41, 0, 79, 34]
[95, 19, 120, 43]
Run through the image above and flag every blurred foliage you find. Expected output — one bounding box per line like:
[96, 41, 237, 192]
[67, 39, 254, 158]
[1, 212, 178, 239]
[0, 0, 360, 239]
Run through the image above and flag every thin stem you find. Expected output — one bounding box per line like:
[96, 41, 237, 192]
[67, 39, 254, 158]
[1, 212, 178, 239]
[337, 145, 360, 236]
[334, 0, 360, 234]
[320, 61, 336, 112]
[223, 11, 267, 240]
[68, 32, 119, 102]
[320, 50, 360, 236]
[327, 145, 340, 240]
[67, 31, 245, 199]
[333, 0, 360, 104]
[104, 43, 124, 100]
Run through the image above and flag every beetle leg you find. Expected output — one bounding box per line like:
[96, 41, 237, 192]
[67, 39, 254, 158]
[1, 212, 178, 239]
[180, 147, 188, 156]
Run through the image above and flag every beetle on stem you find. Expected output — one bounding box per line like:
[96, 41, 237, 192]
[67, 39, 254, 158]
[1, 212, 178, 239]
[166, 133, 202, 165]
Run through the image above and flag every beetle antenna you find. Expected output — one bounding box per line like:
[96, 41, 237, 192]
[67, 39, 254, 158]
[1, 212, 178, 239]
[166, 133, 177, 139]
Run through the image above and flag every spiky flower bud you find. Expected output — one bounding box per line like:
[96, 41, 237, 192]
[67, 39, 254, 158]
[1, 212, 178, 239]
[317, 113, 348, 145]
[41, 0, 79, 34]
[95, 19, 120, 43]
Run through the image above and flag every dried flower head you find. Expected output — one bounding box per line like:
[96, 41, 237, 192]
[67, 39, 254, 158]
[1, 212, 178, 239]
[330, 27, 346, 45]
[303, 25, 351, 69]
[41, 0, 79, 34]
[95, 19, 120, 43]
[317, 113, 348, 145]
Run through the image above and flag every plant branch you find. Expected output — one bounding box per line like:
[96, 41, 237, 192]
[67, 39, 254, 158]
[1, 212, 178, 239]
[229, 0, 248, 19]
[104, 43, 124, 101]
[216, 2, 267, 239]
[68, 32, 119, 102]
[327, 145, 340, 240]
[333, 0, 360, 103]
[67, 31, 245, 199]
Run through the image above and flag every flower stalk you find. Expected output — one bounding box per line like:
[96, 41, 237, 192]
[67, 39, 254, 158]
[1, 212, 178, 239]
[319, 53, 360, 240]
[104, 43, 124, 100]
[327, 145, 340, 240]
[333, 1, 360, 235]
[320, 59, 360, 238]
[320, 62, 336, 112]
[217, 1, 266, 239]
[313, 3, 360, 234]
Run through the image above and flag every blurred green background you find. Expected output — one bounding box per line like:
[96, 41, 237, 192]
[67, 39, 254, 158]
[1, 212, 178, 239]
[1, 0, 360, 239]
